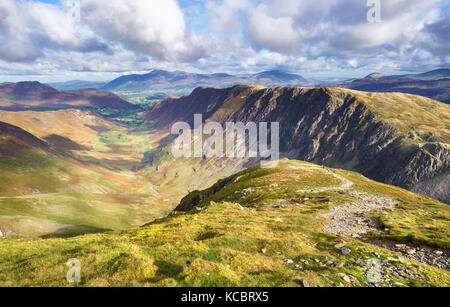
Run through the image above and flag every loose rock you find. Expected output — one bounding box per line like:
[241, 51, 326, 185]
[342, 247, 351, 255]
[183, 260, 192, 271]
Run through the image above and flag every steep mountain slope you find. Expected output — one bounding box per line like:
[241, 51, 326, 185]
[0, 121, 51, 154]
[146, 85, 450, 202]
[0, 82, 132, 111]
[337, 69, 450, 104]
[102, 69, 309, 92]
[0, 109, 143, 167]
[0, 160, 448, 287]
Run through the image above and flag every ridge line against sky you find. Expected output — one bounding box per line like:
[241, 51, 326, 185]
[0, 0, 449, 82]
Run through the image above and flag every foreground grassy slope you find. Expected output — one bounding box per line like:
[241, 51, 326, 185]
[0, 160, 448, 287]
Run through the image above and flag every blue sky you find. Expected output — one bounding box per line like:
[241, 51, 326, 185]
[0, 0, 449, 82]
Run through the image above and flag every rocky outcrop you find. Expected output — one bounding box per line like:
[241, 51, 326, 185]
[147, 85, 450, 202]
[174, 174, 238, 212]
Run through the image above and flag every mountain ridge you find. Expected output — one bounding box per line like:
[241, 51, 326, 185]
[47, 80, 108, 91]
[337, 69, 450, 104]
[101, 69, 310, 92]
[0, 81, 132, 111]
[146, 85, 450, 202]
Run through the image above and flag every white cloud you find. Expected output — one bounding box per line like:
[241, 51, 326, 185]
[422, 10, 450, 57]
[0, 0, 107, 62]
[0, 0, 449, 79]
[81, 0, 205, 61]
[247, 4, 301, 53]
[206, 0, 252, 31]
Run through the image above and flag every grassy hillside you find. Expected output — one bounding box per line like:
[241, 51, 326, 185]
[0, 160, 448, 287]
[0, 114, 176, 238]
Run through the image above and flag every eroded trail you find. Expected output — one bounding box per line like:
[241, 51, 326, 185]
[321, 193, 397, 238]
[321, 192, 450, 270]
[295, 167, 354, 193]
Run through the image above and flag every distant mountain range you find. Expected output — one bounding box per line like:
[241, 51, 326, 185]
[47, 80, 107, 91]
[12, 68, 450, 105]
[101, 69, 312, 93]
[364, 69, 450, 81]
[336, 69, 450, 104]
[0, 81, 131, 111]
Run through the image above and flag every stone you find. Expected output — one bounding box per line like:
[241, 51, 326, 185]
[434, 250, 443, 256]
[341, 247, 351, 255]
[283, 258, 294, 264]
[407, 249, 416, 255]
[301, 280, 310, 288]
[183, 260, 192, 271]
[338, 273, 352, 284]
[335, 243, 347, 249]
[261, 248, 267, 254]
[343, 276, 351, 283]
[395, 244, 407, 249]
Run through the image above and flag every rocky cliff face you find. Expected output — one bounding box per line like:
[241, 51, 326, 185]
[146, 85, 450, 202]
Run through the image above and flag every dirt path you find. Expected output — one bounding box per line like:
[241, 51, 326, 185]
[321, 193, 449, 270]
[321, 193, 397, 238]
[295, 168, 354, 194]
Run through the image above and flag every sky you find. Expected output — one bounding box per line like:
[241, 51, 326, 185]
[0, 0, 449, 82]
